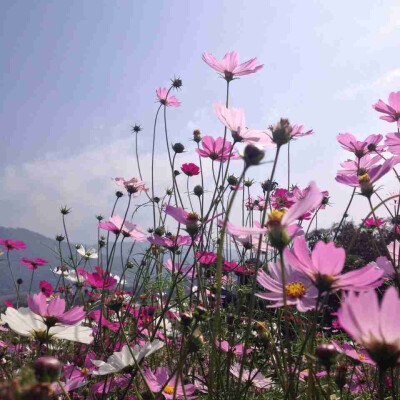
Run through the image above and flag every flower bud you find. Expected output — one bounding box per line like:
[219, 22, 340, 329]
[171, 76, 183, 89]
[227, 175, 239, 186]
[55, 235, 65, 242]
[187, 328, 204, 353]
[33, 357, 62, 383]
[316, 344, 337, 371]
[17, 278, 23, 285]
[180, 311, 193, 327]
[154, 226, 165, 237]
[193, 129, 202, 143]
[131, 124, 142, 133]
[172, 143, 185, 153]
[115, 191, 124, 198]
[193, 305, 208, 321]
[193, 185, 204, 197]
[271, 118, 292, 146]
[243, 144, 265, 167]
[261, 179, 278, 193]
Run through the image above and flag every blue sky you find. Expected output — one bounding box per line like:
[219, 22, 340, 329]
[1, 0, 400, 242]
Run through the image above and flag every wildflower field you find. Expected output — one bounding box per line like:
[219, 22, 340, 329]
[1, 50, 400, 400]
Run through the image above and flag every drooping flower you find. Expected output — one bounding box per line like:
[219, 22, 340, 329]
[114, 176, 149, 195]
[76, 245, 98, 260]
[99, 215, 147, 242]
[337, 133, 384, 157]
[230, 363, 272, 389]
[143, 366, 197, 399]
[21, 257, 48, 270]
[338, 287, 400, 369]
[39, 280, 54, 298]
[256, 260, 317, 311]
[92, 340, 164, 375]
[202, 51, 263, 81]
[196, 136, 238, 163]
[181, 163, 200, 176]
[213, 103, 274, 147]
[1, 307, 93, 344]
[284, 237, 383, 293]
[28, 292, 85, 325]
[0, 239, 26, 251]
[372, 91, 400, 127]
[156, 88, 181, 107]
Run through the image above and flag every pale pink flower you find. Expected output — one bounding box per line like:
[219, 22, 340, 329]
[114, 176, 149, 195]
[338, 287, 400, 368]
[338, 154, 382, 176]
[202, 51, 263, 81]
[99, 215, 147, 241]
[215, 340, 252, 356]
[385, 132, 400, 155]
[230, 363, 272, 389]
[337, 133, 384, 157]
[284, 237, 383, 293]
[290, 124, 314, 139]
[156, 88, 181, 107]
[372, 91, 400, 127]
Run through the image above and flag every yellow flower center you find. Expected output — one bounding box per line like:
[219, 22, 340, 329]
[358, 173, 370, 183]
[163, 384, 175, 395]
[358, 353, 366, 361]
[285, 282, 306, 298]
[187, 212, 199, 221]
[268, 209, 285, 223]
[81, 368, 90, 375]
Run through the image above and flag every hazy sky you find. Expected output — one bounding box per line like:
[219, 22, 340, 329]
[1, 0, 400, 243]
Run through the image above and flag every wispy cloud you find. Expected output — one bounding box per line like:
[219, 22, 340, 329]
[337, 68, 400, 99]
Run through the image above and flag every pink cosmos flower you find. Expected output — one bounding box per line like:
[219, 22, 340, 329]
[256, 260, 318, 311]
[338, 154, 382, 176]
[156, 88, 181, 107]
[331, 340, 374, 365]
[223, 260, 239, 272]
[363, 217, 385, 228]
[202, 51, 263, 81]
[284, 237, 383, 293]
[230, 363, 272, 389]
[114, 176, 149, 195]
[372, 91, 400, 127]
[27, 292, 85, 325]
[213, 103, 274, 147]
[0, 238, 26, 251]
[84, 266, 117, 290]
[143, 367, 197, 399]
[290, 124, 314, 139]
[385, 132, 400, 155]
[215, 340, 252, 356]
[196, 251, 217, 265]
[163, 259, 195, 277]
[338, 287, 400, 368]
[39, 280, 54, 298]
[181, 163, 200, 176]
[88, 309, 119, 332]
[148, 234, 192, 248]
[99, 215, 147, 241]
[196, 136, 237, 163]
[21, 257, 48, 270]
[336, 157, 397, 188]
[337, 133, 384, 157]
[271, 188, 294, 209]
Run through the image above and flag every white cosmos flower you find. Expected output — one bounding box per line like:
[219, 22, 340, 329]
[76, 246, 98, 260]
[92, 340, 164, 375]
[1, 307, 93, 344]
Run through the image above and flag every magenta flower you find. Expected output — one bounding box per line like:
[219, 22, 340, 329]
[363, 217, 385, 228]
[28, 292, 85, 325]
[21, 257, 48, 270]
[385, 132, 400, 155]
[196, 136, 237, 163]
[338, 287, 400, 368]
[284, 237, 383, 293]
[84, 266, 117, 290]
[196, 251, 217, 265]
[256, 260, 317, 311]
[336, 157, 397, 189]
[202, 51, 263, 81]
[114, 176, 149, 195]
[39, 280, 54, 298]
[372, 91, 400, 127]
[271, 188, 294, 209]
[0, 238, 26, 251]
[337, 133, 384, 157]
[143, 367, 196, 399]
[213, 103, 273, 147]
[181, 163, 200, 176]
[156, 88, 181, 107]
